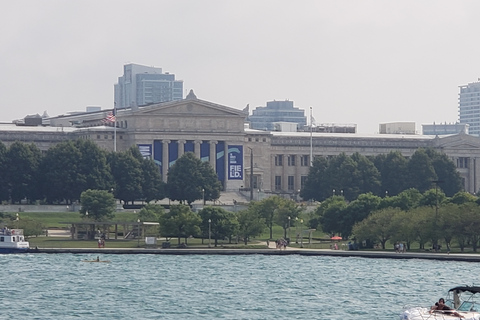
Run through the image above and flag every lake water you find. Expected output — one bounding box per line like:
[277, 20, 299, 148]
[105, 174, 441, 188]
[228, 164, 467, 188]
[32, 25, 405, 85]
[3, 253, 480, 319]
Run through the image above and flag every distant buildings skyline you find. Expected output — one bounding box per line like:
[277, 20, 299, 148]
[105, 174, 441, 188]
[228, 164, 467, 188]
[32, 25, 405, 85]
[114, 63, 183, 109]
[459, 80, 480, 136]
[247, 100, 307, 131]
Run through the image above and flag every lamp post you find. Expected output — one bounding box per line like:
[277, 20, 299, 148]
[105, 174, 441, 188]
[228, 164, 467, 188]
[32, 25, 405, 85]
[247, 147, 254, 201]
[202, 188, 205, 205]
[85, 211, 89, 239]
[15, 213, 19, 229]
[340, 190, 344, 197]
[137, 218, 140, 247]
[385, 190, 388, 197]
[431, 180, 444, 251]
[300, 219, 304, 248]
[295, 217, 299, 243]
[287, 216, 291, 240]
[208, 219, 211, 248]
[332, 189, 335, 197]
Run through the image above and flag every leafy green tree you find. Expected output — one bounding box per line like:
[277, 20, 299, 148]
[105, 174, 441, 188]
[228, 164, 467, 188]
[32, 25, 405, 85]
[40, 141, 83, 203]
[326, 153, 360, 201]
[0, 141, 9, 202]
[248, 196, 285, 239]
[300, 156, 329, 201]
[138, 203, 165, 222]
[80, 189, 116, 221]
[15, 217, 45, 238]
[315, 196, 348, 237]
[351, 153, 381, 196]
[141, 158, 166, 203]
[341, 192, 382, 238]
[455, 203, 480, 252]
[381, 188, 422, 211]
[409, 206, 435, 249]
[375, 151, 408, 196]
[449, 191, 477, 205]
[272, 198, 303, 239]
[158, 204, 201, 245]
[75, 140, 112, 192]
[109, 148, 143, 204]
[199, 161, 222, 203]
[390, 210, 417, 250]
[199, 207, 238, 246]
[425, 148, 463, 197]
[418, 188, 447, 208]
[237, 209, 266, 245]
[352, 208, 400, 249]
[407, 149, 437, 193]
[6, 142, 42, 203]
[167, 152, 222, 204]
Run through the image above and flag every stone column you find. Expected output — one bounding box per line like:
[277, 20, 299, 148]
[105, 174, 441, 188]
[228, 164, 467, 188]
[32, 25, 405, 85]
[209, 140, 218, 169]
[294, 155, 301, 193]
[194, 140, 202, 159]
[178, 140, 186, 158]
[282, 154, 288, 192]
[162, 140, 170, 182]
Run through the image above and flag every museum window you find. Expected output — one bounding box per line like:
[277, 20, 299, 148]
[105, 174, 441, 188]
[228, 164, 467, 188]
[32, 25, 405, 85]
[288, 176, 294, 190]
[288, 155, 296, 166]
[275, 155, 283, 166]
[301, 155, 309, 166]
[275, 176, 282, 190]
[301, 176, 307, 188]
[104, 135, 108, 139]
[457, 157, 468, 168]
[97, 135, 100, 139]
[262, 138, 267, 142]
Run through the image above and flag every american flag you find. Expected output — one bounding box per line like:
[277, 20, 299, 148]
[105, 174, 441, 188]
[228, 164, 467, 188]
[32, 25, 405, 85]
[102, 111, 116, 123]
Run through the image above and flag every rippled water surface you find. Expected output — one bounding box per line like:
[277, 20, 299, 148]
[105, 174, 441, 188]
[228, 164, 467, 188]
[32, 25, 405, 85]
[3, 254, 480, 319]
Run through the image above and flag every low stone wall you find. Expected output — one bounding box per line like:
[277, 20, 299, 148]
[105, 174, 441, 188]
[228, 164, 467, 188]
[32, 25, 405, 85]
[0, 204, 81, 213]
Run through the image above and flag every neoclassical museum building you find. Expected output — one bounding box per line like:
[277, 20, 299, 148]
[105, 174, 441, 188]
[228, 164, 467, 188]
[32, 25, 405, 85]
[2, 90, 480, 195]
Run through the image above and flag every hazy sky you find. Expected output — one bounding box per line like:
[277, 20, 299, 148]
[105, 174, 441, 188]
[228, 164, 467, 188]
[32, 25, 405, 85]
[2, 1, 480, 133]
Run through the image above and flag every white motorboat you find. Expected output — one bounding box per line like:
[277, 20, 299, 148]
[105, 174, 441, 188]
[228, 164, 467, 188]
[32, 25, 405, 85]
[401, 286, 480, 319]
[0, 228, 29, 253]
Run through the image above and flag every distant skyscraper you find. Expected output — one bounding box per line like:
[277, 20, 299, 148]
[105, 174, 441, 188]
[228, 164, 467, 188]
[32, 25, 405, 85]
[114, 63, 183, 109]
[459, 80, 480, 136]
[248, 100, 306, 131]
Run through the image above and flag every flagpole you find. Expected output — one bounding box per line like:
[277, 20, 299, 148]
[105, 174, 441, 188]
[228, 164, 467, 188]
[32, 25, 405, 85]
[310, 106, 313, 167]
[113, 103, 117, 152]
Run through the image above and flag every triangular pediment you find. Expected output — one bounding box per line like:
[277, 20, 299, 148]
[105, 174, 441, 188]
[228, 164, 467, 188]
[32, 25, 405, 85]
[135, 98, 246, 118]
[437, 134, 480, 149]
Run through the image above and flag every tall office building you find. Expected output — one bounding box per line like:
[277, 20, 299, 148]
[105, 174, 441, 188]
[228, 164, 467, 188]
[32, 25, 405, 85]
[459, 80, 480, 136]
[114, 63, 183, 109]
[248, 100, 306, 131]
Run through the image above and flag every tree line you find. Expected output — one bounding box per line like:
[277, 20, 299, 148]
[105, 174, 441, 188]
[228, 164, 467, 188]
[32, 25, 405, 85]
[0, 140, 222, 205]
[300, 148, 463, 202]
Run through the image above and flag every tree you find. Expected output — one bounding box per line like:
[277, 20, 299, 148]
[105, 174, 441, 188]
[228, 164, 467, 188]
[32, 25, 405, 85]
[351, 153, 381, 196]
[352, 208, 400, 249]
[375, 151, 409, 196]
[272, 198, 303, 239]
[6, 142, 42, 203]
[425, 149, 463, 197]
[300, 156, 329, 201]
[109, 148, 143, 204]
[158, 204, 201, 245]
[407, 149, 437, 193]
[248, 196, 285, 240]
[141, 158, 166, 203]
[80, 189, 116, 221]
[237, 209, 265, 245]
[341, 193, 382, 238]
[167, 152, 222, 204]
[449, 191, 477, 205]
[199, 207, 238, 246]
[0, 141, 9, 202]
[381, 188, 422, 211]
[418, 188, 446, 208]
[75, 140, 112, 193]
[40, 141, 84, 204]
[315, 196, 348, 237]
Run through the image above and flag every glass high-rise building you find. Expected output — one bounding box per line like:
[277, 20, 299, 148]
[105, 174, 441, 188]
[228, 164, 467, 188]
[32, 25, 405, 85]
[114, 63, 183, 109]
[459, 81, 480, 136]
[248, 100, 306, 131]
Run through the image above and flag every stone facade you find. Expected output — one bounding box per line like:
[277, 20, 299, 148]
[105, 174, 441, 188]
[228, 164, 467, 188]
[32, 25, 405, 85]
[2, 94, 480, 194]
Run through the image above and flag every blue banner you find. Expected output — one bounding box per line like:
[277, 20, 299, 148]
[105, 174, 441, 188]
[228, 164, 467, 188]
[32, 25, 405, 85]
[228, 145, 243, 180]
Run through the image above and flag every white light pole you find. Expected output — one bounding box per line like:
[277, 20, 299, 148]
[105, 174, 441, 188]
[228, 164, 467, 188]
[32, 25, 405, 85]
[287, 216, 291, 240]
[332, 189, 335, 197]
[208, 219, 211, 248]
[202, 188, 205, 205]
[295, 217, 299, 243]
[137, 219, 140, 247]
[300, 219, 304, 248]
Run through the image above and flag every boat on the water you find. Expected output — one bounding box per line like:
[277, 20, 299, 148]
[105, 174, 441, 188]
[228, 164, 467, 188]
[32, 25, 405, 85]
[0, 228, 29, 253]
[400, 286, 480, 319]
